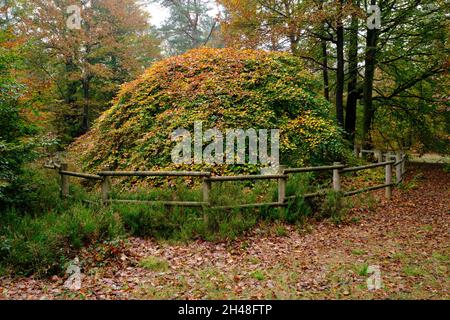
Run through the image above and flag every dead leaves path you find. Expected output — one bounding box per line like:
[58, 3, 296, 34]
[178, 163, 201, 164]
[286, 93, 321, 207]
[1, 163, 449, 300]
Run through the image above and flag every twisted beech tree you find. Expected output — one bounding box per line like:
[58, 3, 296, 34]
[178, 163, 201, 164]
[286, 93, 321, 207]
[71, 48, 348, 175]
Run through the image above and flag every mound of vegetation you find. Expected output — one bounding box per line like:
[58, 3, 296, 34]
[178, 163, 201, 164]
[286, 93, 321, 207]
[72, 48, 347, 174]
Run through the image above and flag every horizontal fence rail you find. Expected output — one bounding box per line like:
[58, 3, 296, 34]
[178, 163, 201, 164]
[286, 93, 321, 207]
[207, 174, 287, 182]
[283, 164, 347, 174]
[340, 160, 395, 173]
[59, 170, 103, 181]
[98, 171, 211, 177]
[107, 200, 209, 207]
[44, 150, 407, 211]
[285, 190, 329, 200]
[211, 202, 285, 210]
[344, 183, 394, 197]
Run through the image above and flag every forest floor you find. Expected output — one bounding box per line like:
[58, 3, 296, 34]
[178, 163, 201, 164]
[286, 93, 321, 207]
[0, 163, 448, 300]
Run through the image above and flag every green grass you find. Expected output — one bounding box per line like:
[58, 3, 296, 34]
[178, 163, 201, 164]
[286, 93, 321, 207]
[274, 224, 288, 237]
[432, 251, 448, 263]
[444, 163, 450, 173]
[354, 263, 369, 276]
[139, 256, 169, 272]
[250, 270, 265, 281]
[398, 174, 423, 191]
[410, 154, 450, 164]
[351, 249, 367, 256]
[391, 252, 408, 263]
[248, 256, 261, 264]
[403, 265, 427, 277]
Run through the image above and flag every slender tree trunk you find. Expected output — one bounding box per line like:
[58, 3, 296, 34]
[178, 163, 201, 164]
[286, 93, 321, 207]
[64, 60, 77, 104]
[82, 74, 90, 133]
[81, 8, 90, 133]
[362, 0, 379, 149]
[289, 34, 299, 55]
[345, 2, 359, 143]
[319, 2, 329, 101]
[335, 0, 345, 127]
[321, 38, 330, 101]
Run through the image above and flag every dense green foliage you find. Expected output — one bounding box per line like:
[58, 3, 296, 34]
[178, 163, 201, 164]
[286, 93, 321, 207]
[368, 1, 449, 153]
[219, 0, 449, 152]
[72, 48, 348, 175]
[0, 29, 39, 209]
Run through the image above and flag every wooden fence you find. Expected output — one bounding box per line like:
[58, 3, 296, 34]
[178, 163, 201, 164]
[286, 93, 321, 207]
[44, 152, 407, 210]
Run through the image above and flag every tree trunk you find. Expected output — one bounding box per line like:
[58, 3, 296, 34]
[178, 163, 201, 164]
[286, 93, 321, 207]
[64, 60, 77, 104]
[335, 0, 345, 127]
[345, 2, 359, 143]
[321, 38, 330, 101]
[82, 75, 90, 133]
[288, 33, 299, 55]
[362, 0, 379, 149]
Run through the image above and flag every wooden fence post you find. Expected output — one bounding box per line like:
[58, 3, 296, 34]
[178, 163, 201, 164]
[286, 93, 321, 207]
[202, 177, 211, 205]
[396, 152, 402, 184]
[385, 162, 392, 199]
[101, 167, 111, 205]
[202, 171, 212, 224]
[333, 162, 341, 192]
[354, 144, 360, 158]
[59, 162, 69, 198]
[278, 175, 287, 204]
[277, 166, 287, 206]
[401, 152, 406, 175]
[375, 149, 383, 163]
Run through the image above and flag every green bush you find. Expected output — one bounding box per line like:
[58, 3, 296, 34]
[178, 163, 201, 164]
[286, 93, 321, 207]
[0, 36, 39, 210]
[443, 163, 450, 173]
[2, 166, 64, 215]
[114, 203, 177, 239]
[71, 48, 348, 176]
[203, 208, 258, 241]
[282, 173, 314, 223]
[318, 190, 348, 224]
[0, 203, 124, 276]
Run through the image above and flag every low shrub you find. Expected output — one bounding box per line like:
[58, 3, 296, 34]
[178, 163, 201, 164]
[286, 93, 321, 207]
[0, 203, 124, 276]
[318, 190, 349, 224]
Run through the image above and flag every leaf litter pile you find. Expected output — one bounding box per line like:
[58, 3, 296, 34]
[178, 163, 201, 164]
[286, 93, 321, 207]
[1, 163, 448, 299]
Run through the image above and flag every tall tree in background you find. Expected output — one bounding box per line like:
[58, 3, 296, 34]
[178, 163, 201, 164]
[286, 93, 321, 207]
[218, 0, 307, 52]
[344, 0, 361, 142]
[20, 0, 160, 138]
[154, 0, 222, 56]
[361, 0, 448, 148]
[361, 0, 379, 148]
[367, 0, 448, 151]
[3, 0, 447, 153]
[219, 0, 448, 152]
[335, 0, 345, 127]
[218, 0, 353, 128]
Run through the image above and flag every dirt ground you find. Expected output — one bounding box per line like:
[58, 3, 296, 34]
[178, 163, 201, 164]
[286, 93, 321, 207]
[1, 163, 449, 300]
